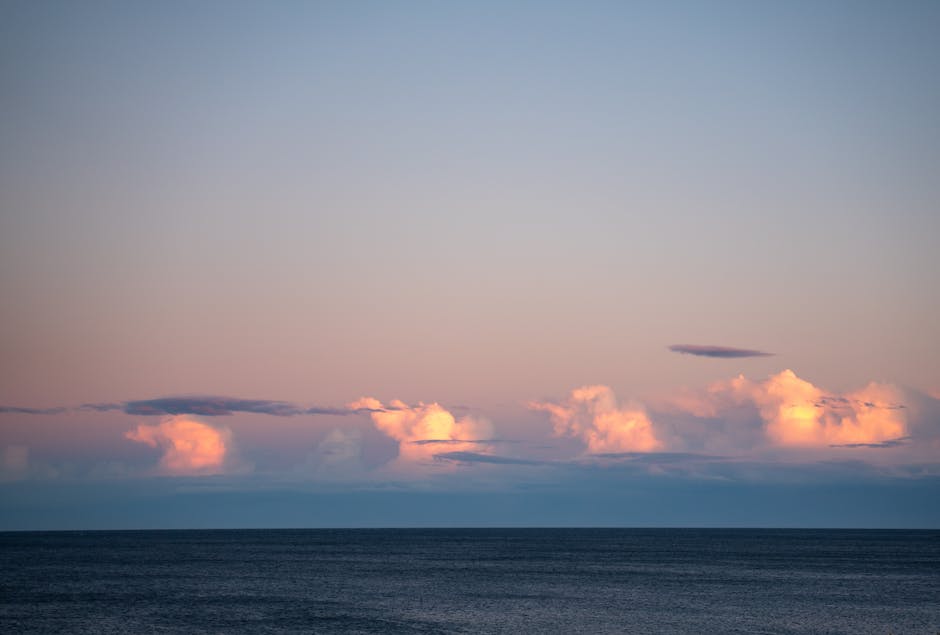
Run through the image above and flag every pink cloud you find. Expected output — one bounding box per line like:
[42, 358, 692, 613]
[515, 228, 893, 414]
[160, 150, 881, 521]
[348, 397, 492, 467]
[671, 369, 908, 448]
[125, 417, 230, 475]
[528, 385, 661, 453]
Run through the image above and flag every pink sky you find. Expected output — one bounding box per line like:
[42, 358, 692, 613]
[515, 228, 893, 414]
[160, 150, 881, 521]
[1, 2, 939, 527]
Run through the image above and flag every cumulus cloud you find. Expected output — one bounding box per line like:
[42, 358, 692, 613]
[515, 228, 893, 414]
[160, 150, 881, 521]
[5, 375, 934, 481]
[317, 428, 363, 462]
[349, 397, 493, 467]
[299, 428, 366, 478]
[750, 371, 906, 447]
[672, 369, 908, 448]
[528, 385, 661, 453]
[125, 417, 231, 475]
[668, 344, 774, 358]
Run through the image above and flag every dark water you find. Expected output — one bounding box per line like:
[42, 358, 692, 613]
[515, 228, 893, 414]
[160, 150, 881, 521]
[2, 529, 939, 634]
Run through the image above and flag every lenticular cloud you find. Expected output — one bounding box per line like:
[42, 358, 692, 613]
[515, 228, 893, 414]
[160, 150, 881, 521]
[668, 344, 773, 359]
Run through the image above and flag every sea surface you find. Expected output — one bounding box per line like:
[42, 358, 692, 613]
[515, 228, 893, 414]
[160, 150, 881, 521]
[1, 528, 938, 633]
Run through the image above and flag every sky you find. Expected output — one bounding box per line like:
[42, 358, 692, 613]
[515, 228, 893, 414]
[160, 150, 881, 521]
[1, 1, 939, 529]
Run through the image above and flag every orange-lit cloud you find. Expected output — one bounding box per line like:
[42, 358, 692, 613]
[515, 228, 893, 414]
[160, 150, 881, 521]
[673, 369, 907, 448]
[125, 417, 230, 475]
[349, 397, 492, 466]
[529, 385, 661, 453]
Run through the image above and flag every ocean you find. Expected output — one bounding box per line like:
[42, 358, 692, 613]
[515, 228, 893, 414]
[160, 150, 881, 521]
[1, 528, 938, 633]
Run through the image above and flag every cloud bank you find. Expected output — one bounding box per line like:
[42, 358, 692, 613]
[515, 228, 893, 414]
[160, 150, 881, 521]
[4, 369, 937, 484]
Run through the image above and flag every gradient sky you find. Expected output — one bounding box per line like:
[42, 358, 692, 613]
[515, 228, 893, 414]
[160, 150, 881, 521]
[2, 1, 939, 529]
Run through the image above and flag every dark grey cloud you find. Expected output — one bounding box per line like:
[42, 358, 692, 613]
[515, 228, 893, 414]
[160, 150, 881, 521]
[830, 437, 911, 449]
[433, 451, 543, 466]
[123, 397, 310, 417]
[2, 397, 357, 417]
[814, 396, 905, 410]
[591, 451, 728, 463]
[668, 344, 773, 358]
[79, 403, 124, 413]
[0, 406, 67, 415]
[2, 395, 482, 418]
[410, 439, 518, 446]
[305, 406, 356, 416]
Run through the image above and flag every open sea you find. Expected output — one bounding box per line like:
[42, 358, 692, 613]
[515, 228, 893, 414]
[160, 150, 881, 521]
[1, 528, 938, 633]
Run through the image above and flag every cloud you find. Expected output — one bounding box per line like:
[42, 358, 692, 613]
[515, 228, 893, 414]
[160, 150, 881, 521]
[4, 374, 933, 481]
[297, 428, 366, 478]
[751, 371, 907, 447]
[410, 439, 515, 446]
[125, 417, 231, 475]
[528, 385, 661, 453]
[2, 397, 354, 418]
[433, 451, 542, 466]
[592, 451, 727, 463]
[349, 397, 493, 467]
[672, 369, 908, 448]
[122, 397, 344, 417]
[668, 344, 774, 358]
[830, 437, 911, 449]
[316, 428, 363, 462]
[0, 406, 67, 415]
[570, 451, 746, 480]
[77, 402, 123, 412]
